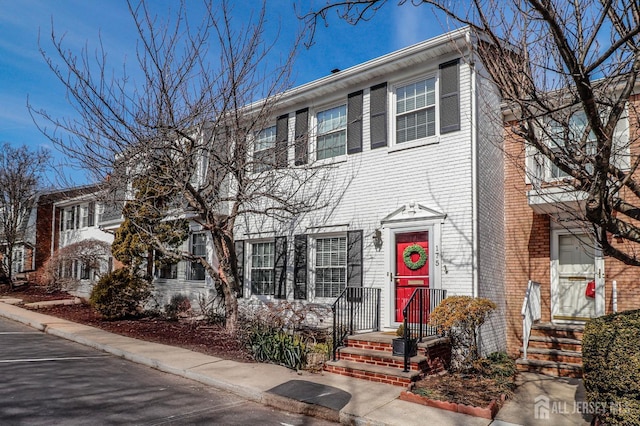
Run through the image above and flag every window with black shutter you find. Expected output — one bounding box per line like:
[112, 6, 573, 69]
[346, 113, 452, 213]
[274, 236, 287, 299]
[235, 240, 244, 298]
[346, 230, 363, 302]
[370, 83, 388, 149]
[294, 235, 307, 300]
[295, 108, 309, 165]
[439, 59, 460, 134]
[347, 90, 363, 154]
[275, 114, 289, 168]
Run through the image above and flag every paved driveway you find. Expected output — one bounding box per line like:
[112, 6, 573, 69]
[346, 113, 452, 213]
[0, 317, 334, 425]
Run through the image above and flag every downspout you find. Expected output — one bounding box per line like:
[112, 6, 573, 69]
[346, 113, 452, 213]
[468, 32, 479, 299]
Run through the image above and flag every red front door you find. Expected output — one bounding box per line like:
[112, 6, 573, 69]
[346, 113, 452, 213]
[394, 231, 429, 322]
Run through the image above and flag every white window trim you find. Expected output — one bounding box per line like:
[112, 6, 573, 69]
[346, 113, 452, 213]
[308, 232, 347, 302]
[389, 72, 440, 151]
[312, 103, 348, 163]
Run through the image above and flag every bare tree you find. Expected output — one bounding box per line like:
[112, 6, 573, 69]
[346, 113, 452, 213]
[42, 239, 111, 292]
[305, 0, 640, 265]
[0, 143, 50, 286]
[31, 0, 334, 330]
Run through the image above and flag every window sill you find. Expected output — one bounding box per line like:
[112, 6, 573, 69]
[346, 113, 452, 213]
[388, 136, 440, 153]
[314, 154, 348, 166]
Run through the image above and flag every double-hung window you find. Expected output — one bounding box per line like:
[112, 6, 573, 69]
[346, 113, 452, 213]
[157, 262, 178, 279]
[65, 208, 75, 231]
[317, 105, 347, 160]
[396, 77, 436, 143]
[315, 236, 346, 298]
[254, 126, 276, 172]
[188, 233, 206, 280]
[251, 242, 275, 295]
[546, 113, 596, 181]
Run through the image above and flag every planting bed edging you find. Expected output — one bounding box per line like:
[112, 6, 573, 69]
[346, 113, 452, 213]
[399, 388, 505, 420]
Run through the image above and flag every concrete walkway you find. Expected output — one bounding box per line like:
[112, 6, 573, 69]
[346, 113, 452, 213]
[0, 299, 591, 425]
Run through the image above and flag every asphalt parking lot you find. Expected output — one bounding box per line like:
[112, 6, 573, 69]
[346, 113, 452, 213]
[0, 317, 334, 425]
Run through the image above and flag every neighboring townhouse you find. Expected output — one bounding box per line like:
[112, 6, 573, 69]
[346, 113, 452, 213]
[1, 186, 114, 287]
[504, 93, 640, 376]
[52, 187, 115, 297]
[0, 198, 36, 279]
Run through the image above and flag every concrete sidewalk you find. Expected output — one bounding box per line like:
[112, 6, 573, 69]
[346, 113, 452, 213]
[0, 300, 590, 425]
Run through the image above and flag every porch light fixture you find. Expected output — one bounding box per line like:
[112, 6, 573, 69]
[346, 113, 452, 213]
[372, 229, 383, 251]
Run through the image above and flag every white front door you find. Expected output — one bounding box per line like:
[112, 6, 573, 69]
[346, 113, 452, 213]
[551, 232, 596, 321]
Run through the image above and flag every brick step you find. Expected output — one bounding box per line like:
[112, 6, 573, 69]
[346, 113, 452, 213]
[520, 347, 582, 363]
[324, 359, 420, 387]
[336, 346, 427, 372]
[528, 335, 582, 349]
[516, 358, 582, 378]
[531, 323, 584, 340]
[344, 333, 395, 352]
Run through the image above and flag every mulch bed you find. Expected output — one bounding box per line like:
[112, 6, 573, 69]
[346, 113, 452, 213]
[0, 284, 252, 363]
[412, 372, 507, 407]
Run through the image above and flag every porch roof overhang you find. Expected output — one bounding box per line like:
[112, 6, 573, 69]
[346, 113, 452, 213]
[527, 186, 587, 215]
[380, 202, 447, 226]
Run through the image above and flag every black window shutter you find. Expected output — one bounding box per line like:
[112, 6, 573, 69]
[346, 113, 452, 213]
[274, 236, 287, 299]
[346, 230, 363, 302]
[370, 83, 387, 149]
[88, 201, 95, 227]
[275, 114, 289, 168]
[293, 234, 307, 300]
[294, 108, 309, 165]
[439, 59, 460, 134]
[347, 90, 363, 154]
[234, 240, 244, 298]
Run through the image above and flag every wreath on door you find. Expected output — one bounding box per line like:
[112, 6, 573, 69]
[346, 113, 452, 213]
[403, 244, 428, 270]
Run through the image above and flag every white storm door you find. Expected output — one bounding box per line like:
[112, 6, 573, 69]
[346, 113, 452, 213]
[552, 233, 596, 321]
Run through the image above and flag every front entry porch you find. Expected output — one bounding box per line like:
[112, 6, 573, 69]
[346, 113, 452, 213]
[327, 286, 449, 387]
[325, 332, 450, 386]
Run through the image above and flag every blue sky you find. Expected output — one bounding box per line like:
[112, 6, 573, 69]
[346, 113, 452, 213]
[0, 0, 450, 185]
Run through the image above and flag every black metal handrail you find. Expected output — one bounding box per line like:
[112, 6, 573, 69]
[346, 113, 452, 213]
[332, 287, 381, 361]
[401, 287, 447, 372]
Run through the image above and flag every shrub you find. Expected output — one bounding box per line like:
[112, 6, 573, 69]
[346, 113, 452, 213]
[89, 269, 151, 320]
[196, 293, 225, 325]
[583, 310, 640, 425]
[429, 296, 497, 370]
[246, 325, 307, 370]
[164, 293, 191, 320]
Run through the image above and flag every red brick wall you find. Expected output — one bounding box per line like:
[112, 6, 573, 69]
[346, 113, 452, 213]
[503, 123, 551, 357]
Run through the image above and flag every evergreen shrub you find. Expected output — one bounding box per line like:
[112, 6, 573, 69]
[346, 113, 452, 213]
[583, 310, 640, 425]
[89, 269, 151, 320]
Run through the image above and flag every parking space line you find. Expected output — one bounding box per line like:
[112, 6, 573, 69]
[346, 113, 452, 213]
[0, 332, 43, 335]
[0, 356, 110, 363]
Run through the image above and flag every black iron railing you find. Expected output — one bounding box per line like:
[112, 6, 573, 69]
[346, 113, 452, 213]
[332, 287, 381, 361]
[401, 287, 447, 372]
